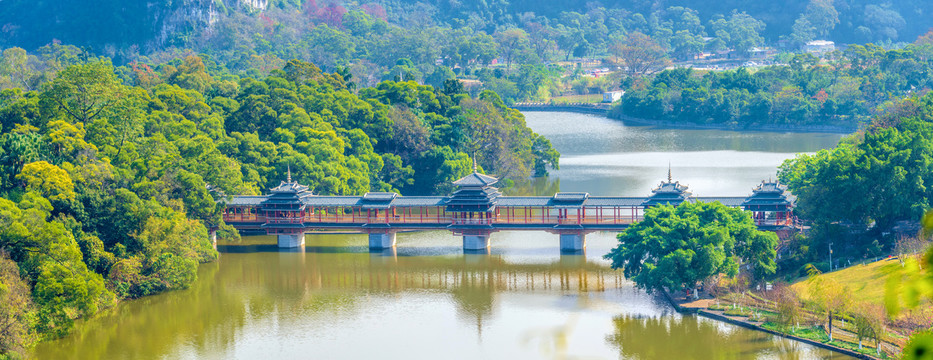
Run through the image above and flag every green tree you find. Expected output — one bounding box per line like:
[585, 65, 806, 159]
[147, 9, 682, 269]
[0, 47, 38, 91]
[164, 56, 213, 93]
[708, 12, 766, 57]
[605, 201, 777, 293]
[790, 0, 838, 45]
[40, 61, 126, 124]
[0, 251, 35, 358]
[494, 28, 529, 71]
[805, 265, 851, 342]
[0, 130, 50, 188]
[613, 32, 669, 77]
[16, 161, 76, 202]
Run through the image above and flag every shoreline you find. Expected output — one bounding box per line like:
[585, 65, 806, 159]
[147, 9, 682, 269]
[514, 105, 858, 134]
[661, 291, 878, 360]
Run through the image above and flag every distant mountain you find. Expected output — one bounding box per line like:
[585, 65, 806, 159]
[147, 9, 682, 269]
[1, 0, 930, 56]
[0, 0, 266, 52]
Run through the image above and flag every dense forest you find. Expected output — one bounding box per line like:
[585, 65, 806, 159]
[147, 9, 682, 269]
[0, 46, 557, 357]
[2, 0, 933, 128]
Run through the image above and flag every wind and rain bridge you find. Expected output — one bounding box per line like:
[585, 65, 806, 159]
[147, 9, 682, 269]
[223, 170, 795, 252]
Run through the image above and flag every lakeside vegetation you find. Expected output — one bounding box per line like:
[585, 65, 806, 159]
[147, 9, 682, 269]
[606, 91, 933, 358]
[614, 44, 933, 128]
[777, 94, 933, 277]
[605, 201, 778, 292]
[0, 52, 558, 358]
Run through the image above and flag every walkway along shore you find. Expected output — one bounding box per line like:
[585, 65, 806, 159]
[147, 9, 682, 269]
[661, 291, 879, 360]
[513, 104, 858, 134]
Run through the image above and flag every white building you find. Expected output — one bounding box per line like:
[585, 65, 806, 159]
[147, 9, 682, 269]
[804, 40, 835, 54]
[603, 90, 625, 103]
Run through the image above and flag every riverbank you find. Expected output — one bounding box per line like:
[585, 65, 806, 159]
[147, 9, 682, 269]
[514, 104, 858, 134]
[663, 292, 882, 359]
[513, 103, 610, 115]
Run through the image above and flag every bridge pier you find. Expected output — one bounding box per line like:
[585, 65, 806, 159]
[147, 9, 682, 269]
[462, 234, 491, 251]
[277, 233, 305, 248]
[559, 233, 586, 253]
[368, 232, 397, 250]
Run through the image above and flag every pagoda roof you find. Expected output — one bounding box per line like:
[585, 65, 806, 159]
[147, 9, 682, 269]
[751, 181, 786, 194]
[642, 178, 692, 207]
[270, 181, 311, 194]
[551, 192, 590, 208]
[742, 180, 794, 209]
[260, 171, 314, 212]
[360, 192, 398, 209]
[227, 196, 265, 206]
[452, 172, 499, 187]
[651, 181, 691, 195]
[552, 192, 589, 202]
[445, 186, 502, 212]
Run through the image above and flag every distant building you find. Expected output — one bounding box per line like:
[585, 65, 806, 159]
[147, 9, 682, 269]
[747, 47, 775, 59]
[804, 40, 835, 54]
[603, 90, 625, 103]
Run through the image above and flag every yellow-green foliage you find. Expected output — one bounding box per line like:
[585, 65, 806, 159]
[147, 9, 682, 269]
[0, 252, 35, 358]
[791, 258, 903, 305]
[15, 162, 75, 202]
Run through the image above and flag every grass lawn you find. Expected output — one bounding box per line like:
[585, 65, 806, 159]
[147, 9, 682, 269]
[790, 257, 904, 305]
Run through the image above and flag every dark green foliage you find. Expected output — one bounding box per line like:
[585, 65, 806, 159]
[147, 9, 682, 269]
[0, 55, 556, 353]
[604, 201, 778, 292]
[779, 91, 933, 262]
[617, 44, 933, 128]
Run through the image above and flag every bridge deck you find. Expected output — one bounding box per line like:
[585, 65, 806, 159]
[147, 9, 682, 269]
[223, 176, 798, 239]
[224, 201, 794, 233]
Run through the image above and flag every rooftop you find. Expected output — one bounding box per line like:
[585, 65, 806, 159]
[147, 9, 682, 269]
[452, 172, 499, 187]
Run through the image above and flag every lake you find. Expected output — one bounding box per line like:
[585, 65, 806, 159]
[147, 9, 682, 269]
[32, 112, 849, 359]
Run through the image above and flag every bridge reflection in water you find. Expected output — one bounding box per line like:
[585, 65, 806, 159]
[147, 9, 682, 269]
[218, 233, 626, 340]
[218, 236, 624, 296]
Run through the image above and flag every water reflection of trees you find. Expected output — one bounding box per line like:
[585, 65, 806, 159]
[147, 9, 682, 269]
[223, 251, 623, 296]
[504, 176, 561, 196]
[606, 314, 835, 360]
[33, 252, 625, 359]
[32, 262, 250, 359]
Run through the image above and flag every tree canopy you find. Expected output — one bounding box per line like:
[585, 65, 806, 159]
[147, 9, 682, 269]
[778, 93, 933, 266]
[605, 201, 778, 293]
[0, 54, 558, 358]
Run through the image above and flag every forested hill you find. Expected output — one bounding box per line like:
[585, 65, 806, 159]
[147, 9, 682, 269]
[501, 0, 926, 42]
[1, 0, 929, 52]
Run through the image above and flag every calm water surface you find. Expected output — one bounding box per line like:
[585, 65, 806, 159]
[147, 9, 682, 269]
[33, 112, 849, 359]
[521, 112, 844, 196]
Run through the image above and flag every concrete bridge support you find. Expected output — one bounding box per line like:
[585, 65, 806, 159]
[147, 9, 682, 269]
[368, 232, 397, 250]
[559, 233, 586, 253]
[277, 233, 305, 248]
[462, 234, 491, 251]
